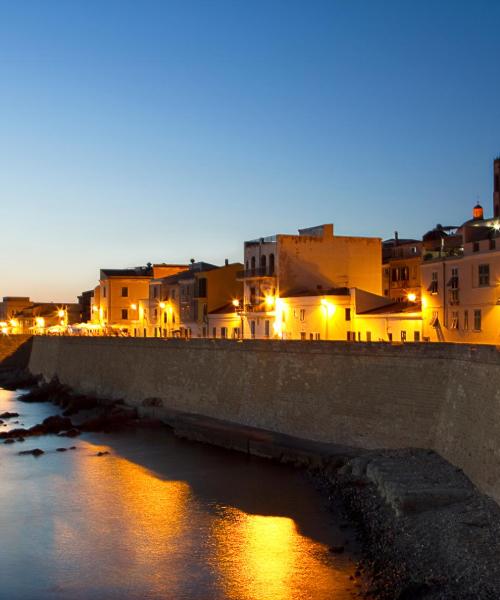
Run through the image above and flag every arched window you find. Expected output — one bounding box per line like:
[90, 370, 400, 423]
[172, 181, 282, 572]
[269, 253, 275, 275]
[251, 256, 256, 274]
[260, 255, 267, 272]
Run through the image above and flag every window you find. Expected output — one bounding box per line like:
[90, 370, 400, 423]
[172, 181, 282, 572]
[450, 289, 459, 305]
[233, 327, 240, 339]
[428, 272, 438, 294]
[450, 311, 459, 329]
[212, 327, 217, 338]
[347, 331, 355, 341]
[250, 287, 256, 305]
[153, 287, 158, 299]
[309, 333, 314, 340]
[264, 320, 270, 337]
[473, 242, 480, 252]
[197, 278, 207, 297]
[250, 321, 256, 339]
[387, 333, 393, 342]
[401, 331, 407, 342]
[366, 331, 372, 342]
[314, 333, 321, 340]
[490, 239, 496, 250]
[430, 311, 439, 327]
[163, 312, 167, 324]
[269, 254, 275, 275]
[474, 309, 481, 331]
[299, 309, 305, 322]
[221, 327, 227, 339]
[414, 331, 420, 342]
[478, 264, 490, 286]
[251, 256, 256, 272]
[102, 286, 106, 298]
[121, 287, 128, 297]
[300, 332, 306, 341]
[171, 289, 176, 300]
[154, 308, 158, 319]
[260, 255, 267, 271]
[172, 314, 175, 324]
[121, 309, 128, 320]
[464, 310, 469, 330]
[345, 308, 351, 321]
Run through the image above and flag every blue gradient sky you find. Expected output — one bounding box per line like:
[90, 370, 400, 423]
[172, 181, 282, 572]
[1, 0, 499, 301]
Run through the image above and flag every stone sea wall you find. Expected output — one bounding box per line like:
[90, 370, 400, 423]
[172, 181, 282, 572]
[22, 335, 500, 502]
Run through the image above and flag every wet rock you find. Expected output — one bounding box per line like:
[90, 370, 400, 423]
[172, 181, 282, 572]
[62, 395, 98, 416]
[69, 446, 77, 450]
[19, 448, 44, 457]
[20, 378, 71, 404]
[96, 451, 110, 457]
[0, 369, 39, 391]
[3, 438, 15, 444]
[56, 447, 68, 452]
[33, 415, 73, 435]
[0, 412, 19, 419]
[58, 428, 81, 438]
[17, 437, 25, 442]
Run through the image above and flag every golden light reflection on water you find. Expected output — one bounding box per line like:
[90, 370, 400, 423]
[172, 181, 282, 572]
[213, 508, 349, 600]
[52, 440, 192, 597]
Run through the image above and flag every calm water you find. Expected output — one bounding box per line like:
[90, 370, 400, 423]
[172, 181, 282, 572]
[0, 388, 363, 600]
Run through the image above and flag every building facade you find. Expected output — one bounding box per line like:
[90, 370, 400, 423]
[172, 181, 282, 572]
[239, 224, 382, 339]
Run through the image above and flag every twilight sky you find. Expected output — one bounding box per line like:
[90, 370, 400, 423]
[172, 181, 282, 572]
[1, 0, 499, 302]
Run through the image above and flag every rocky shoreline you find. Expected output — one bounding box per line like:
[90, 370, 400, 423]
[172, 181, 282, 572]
[3, 369, 500, 599]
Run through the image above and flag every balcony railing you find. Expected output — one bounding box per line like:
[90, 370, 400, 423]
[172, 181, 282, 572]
[237, 267, 276, 279]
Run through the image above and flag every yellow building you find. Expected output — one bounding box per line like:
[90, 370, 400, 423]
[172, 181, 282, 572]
[146, 261, 243, 338]
[421, 209, 500, 344]
[90, 264, 187, 336]
[242, 287, 421, 342]
[382, 236, 422, 302]
[239, 224, 382, 339]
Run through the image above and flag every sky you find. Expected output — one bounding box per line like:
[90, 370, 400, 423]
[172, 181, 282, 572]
[1, 0, 499, 301]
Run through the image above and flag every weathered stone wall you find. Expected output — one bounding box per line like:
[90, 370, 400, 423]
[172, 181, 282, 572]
[26, 336, 500, 501]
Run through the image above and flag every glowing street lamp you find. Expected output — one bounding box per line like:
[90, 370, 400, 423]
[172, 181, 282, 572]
[407, 293, 417, 303]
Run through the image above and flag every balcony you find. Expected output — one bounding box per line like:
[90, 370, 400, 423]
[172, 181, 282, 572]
[237, 267, 276, 280]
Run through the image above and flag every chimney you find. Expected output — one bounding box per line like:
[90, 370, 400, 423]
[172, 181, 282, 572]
[494, 157, 500, 218]
[224, 258, 229, 266]
[394, 231, 399, 244]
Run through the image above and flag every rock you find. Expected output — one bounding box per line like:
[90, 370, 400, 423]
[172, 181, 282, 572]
[0, 369, 39, 391]
[20, 378, 71, 404]
[17, 437, 25, 442]
[3, 438, 15, 444]
[62, 395, 98, 416]
[58, 428, 81, 438]
[31, 415, 73, 435]
[0, 412, 19, 419]
[69, 446, 77, 450]
[19, 448, 44, 457]
[329, 545, 345, 554]
[96, 451, 110, 457]
[56, 447, 67, 452]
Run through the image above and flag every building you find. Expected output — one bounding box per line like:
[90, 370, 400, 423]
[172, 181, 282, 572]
[382, 234, 422, 302]
[78, 290, 94, 323]
[0, 297, 32, 321]
[147, 261, 243, 338]
[12, 302, 80, 334]
[421, 202, 500, 344]
[239, 223, 382, 339]
[90, 263, 187, 335]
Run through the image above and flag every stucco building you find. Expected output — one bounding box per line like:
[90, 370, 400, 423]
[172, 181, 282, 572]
[382, 235, 422, 302]
[90, 263, 187, 335]
[239, 223, 382, 339]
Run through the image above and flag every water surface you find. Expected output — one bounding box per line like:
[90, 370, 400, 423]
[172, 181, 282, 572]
[0, 388, 363, 600]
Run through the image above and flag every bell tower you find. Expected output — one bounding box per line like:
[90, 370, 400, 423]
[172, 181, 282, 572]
[494, 157, 500, 218]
